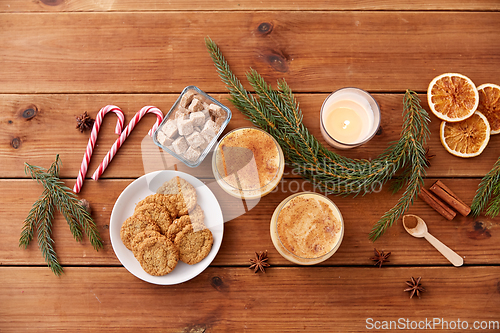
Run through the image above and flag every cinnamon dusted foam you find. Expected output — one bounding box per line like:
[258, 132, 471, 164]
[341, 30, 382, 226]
[213, 127, 284, 199]
[270, 192, 344, 265]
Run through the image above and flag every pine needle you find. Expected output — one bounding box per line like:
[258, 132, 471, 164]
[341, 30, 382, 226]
[205, 37, 430, 241]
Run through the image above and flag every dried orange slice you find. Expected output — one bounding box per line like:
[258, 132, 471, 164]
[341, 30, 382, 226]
[428, 73, 479, 122]
[440, 111, 490, 158]
[477, 83, 500, 134]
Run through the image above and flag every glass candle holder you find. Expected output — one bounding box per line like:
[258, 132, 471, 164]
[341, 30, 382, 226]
[320, 87, 381, 149]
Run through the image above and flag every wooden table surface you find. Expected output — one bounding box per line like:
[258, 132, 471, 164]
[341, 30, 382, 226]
[1, 1, 500, 332]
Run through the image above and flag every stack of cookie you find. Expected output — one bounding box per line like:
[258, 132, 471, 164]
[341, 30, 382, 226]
[120, 176, 214, 276]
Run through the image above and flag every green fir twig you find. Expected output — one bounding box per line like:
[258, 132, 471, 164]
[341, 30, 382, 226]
[35, 192, 64, 275]
[471, 157, 500, 218]
[21, 155, 103, 275]
[19, 155, 62, 250]
[205, 37, 430, 240]
[25, 159, 103, 250]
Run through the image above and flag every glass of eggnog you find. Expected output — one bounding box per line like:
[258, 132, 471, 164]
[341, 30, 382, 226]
[270, 192, 344, 265]
[212, 127, 285, 200]
[320, 87, 380, 149]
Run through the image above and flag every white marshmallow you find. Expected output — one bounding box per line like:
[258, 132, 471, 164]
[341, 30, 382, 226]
[177, 118, 194, 136]
[161, 119, 178, 138]
[184, 146, 202, 162]
[186, 131, 205, 149]
[190, 111, 205, 127]
[172, 136, 189, 155]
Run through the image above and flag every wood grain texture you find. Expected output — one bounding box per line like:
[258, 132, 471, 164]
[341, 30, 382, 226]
[1, 266, 499, 332]
[1, 12, 499, 93]
[1, 0, 499, 12]
[2, 93, 500, 180]
[2, 178, 498, 266]
[1, 3, 499, 331]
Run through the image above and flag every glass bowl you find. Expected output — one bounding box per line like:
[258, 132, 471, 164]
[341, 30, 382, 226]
[270, 192, 344, 265]
[212, 127, 285, 199]
[153, 86, 232, 167]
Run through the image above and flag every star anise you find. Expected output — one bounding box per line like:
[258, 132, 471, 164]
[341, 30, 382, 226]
[424, 147, 435, 167]
[79, 199, 92, 215]
[404, 276, 425, 299]
[370, 248, 391, 268]
[75, 111, 95, 133]
[249, 251, 270, 273]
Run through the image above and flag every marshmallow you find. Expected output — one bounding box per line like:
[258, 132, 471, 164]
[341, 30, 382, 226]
[184, 146, 202, 162]
[201, 119, 217, 142]
[179, 90, 196, 108]
[156, 131, 174, 147]
[186, 131, 206, 149]
[177, 118, 194, 136]
[190, 111, 205, 127]
[174, 107, 190, 120]
[188, 97, 204, 113]
[161, 119, 178, 138]
[172, 136, 189, 155]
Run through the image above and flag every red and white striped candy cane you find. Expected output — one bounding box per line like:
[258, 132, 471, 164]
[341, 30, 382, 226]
[73, 105, 125, 193]
[91, 106, 163, 181]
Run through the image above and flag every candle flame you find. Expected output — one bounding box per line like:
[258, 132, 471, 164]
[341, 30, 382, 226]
[342, 120, 350, 130]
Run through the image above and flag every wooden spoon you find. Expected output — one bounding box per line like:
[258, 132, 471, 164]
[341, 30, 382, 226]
[402, 214, 463, 267]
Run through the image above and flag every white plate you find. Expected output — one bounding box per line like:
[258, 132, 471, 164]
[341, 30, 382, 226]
[110, 170, 224, 285]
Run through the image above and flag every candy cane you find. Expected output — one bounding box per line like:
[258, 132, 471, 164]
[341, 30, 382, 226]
[73, 105, 125, 193]
[91, 106, 164, 181]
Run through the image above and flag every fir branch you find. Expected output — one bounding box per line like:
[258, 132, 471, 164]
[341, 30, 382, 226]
[19, 195, 46, 249]
[25, 161, 103, 250]
[485, 190, 500, 218]
[35, 192, 64, 275]
[205, 37, 273, 131]
[205, 38, 430, 240]
[471, 157, 500, 217]
[21, 155, 103, 275]
[20, 176, 63, 274]
[20, 156, 62, 249]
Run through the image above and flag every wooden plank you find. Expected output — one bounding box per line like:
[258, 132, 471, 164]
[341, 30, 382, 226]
[0, 266, 499, 332]
[1, 12, 499, 93]
[1, 93, 499, 179]
[2, 178, 498, 266]
[1, 0, 499, 12]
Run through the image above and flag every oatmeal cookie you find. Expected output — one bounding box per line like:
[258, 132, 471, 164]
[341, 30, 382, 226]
[131, 230, 163, 251]
[187, 204, 205, 226]
[134, 203, 172, 235]
[135, 193, 181, 219]
[166, 215, 202, 241]
[174, 226, 213, 265]
[134, 237, 179, 276]
[157, 176, 197, 213]
[120, 214, 160, 250]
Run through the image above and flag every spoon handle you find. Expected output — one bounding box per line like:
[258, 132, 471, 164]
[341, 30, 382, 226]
[424, 233, 464, 267]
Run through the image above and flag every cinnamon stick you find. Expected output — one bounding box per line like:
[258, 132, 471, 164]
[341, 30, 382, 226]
[429, 180, 471, 217]
[418, 188, 456, 220]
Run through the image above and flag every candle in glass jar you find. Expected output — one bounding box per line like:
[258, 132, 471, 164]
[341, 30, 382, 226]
[320, 88, 380, 149]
